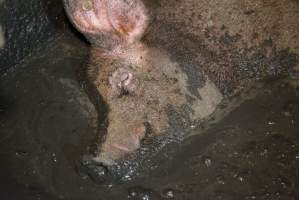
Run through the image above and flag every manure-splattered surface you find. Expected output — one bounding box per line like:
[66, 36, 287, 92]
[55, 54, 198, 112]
[1, 34, 299, 200]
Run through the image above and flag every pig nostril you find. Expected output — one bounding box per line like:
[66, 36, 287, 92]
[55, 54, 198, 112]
[81, 0, 93, 11]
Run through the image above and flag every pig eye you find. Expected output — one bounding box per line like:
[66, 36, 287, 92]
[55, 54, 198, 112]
[81, 0, 93, 11]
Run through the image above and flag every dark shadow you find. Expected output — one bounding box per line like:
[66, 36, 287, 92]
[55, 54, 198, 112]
[40, 0, 89, 44]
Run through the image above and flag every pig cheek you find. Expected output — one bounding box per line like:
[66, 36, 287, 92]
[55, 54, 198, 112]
[112, 143, 131, 152]
[111, 136, 140, 153]
[130, 124, 146, 149]
[112, 124, 146, 153]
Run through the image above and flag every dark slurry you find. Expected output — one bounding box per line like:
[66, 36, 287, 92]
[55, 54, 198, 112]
[1, 0, 299, 197]
[0, 32, 299, 199]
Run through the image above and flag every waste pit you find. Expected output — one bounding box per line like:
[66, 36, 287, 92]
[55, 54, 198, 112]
[0, 0, 299, 199]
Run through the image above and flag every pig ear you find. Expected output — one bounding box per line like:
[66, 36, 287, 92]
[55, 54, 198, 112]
[107, 0, 150, 43]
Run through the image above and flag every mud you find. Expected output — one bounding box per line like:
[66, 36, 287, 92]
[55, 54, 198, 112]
[1, 0, 299, 198]
[0, 31, 299, 199]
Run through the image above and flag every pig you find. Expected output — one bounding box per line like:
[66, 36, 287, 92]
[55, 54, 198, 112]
[63, 0, 299, 178]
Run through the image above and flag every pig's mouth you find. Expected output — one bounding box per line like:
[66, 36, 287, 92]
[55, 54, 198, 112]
[75, 116, 173, 183]
[76, 132, 170, 183]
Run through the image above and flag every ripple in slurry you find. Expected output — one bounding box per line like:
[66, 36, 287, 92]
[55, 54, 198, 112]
[128, 186, 161, 200]
[15, 150, 28, 157]
[75, 154, 110, 183]
[161, 188, 179, 199]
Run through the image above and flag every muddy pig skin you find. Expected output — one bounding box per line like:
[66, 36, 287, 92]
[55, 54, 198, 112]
[63, 0, 299, 167]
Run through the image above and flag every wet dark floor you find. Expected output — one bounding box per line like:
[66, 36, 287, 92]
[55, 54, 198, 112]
[0, 35, 299, 200]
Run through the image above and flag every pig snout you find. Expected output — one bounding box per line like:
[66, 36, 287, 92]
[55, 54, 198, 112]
[77, 122, 146, 182]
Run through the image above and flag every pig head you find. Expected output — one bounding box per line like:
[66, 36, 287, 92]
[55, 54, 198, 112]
[63, 0, 299, 169]
[63, 0, 223, 167]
